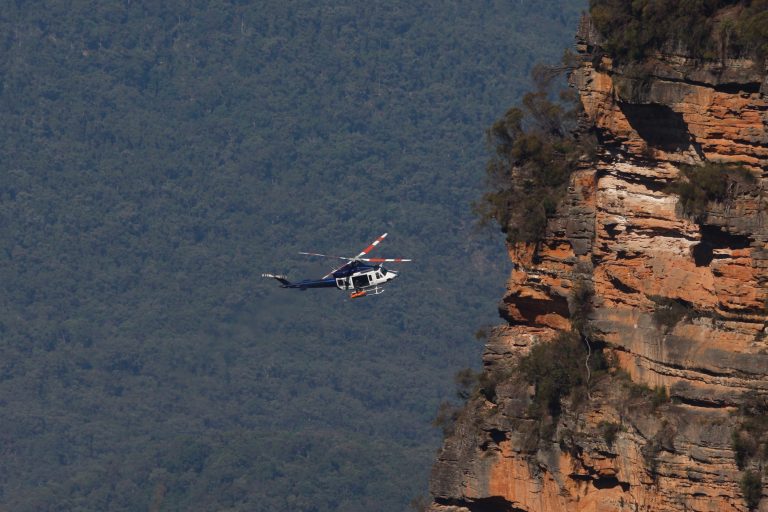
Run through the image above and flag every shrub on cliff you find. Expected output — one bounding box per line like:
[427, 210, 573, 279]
[741, 470, 763, 509]
[454, 367, 480, 400]
[518, 331, 606, 417]
[432, 367, 512, 434]
[736, 1, 768, 57]
[475, 70, 596, 244]
[732, 430, 758, 469]
[667, 162, 755, 221]
[450, 366, 516, 403]
[519, 332, 583, 416]
[569, 266, 595, 337]
[732, 392, 768, 469]
[432, 401, 463, 436]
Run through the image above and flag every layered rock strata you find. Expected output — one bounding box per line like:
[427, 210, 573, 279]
[429, 17, 768, 512]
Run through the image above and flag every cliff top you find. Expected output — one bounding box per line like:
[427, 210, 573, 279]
[588, 0, 767, 64]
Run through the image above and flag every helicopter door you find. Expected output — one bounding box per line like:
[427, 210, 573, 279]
[336, 278, 347, 290]
[352, 274, 370, 289]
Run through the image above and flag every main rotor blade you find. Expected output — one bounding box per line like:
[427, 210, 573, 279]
[305, 232, 391, 279]
[354, 233, 388, 259]
[299, 252, 354, 261]
[322, 260, 354, 280]
[359, 258, 412, 262]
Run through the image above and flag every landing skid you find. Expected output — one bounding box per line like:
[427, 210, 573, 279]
[350, 286, 385, 299]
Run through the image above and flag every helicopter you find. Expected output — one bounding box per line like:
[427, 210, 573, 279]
[262, 233, 411, 298]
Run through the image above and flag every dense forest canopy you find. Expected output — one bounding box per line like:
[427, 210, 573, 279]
[0, 1, 586, 510]
[589, 0, 768, 61]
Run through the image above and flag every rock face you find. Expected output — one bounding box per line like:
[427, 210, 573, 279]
[429, 16, 768, 512]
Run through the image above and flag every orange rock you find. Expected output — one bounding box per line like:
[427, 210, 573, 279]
[430, 16, 768, 512]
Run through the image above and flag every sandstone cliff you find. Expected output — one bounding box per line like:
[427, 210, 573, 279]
[429, 15, 768, 512]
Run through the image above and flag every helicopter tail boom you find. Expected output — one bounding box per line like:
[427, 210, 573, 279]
[262, 273, 291, 287]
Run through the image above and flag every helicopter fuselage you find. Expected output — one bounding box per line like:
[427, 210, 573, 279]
[333, 264, 397, 291]
[270, 262, 396, 293]
[262, 232, 409, 298]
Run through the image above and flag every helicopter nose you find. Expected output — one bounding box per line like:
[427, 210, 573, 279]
[388, 270, 398, 280]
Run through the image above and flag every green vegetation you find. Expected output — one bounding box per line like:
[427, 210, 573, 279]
[736, 2, 768, 57]
[0, 1, 587, 510]
[474, 326, 492, 341]
[590, 0, 768, 62]
[732, 393, 768, 467]
[475, 71, 596, 244]
[477, 367, 517, 403]
[732, 392, 768, 508]
[615, 369, 671, 409]
[433, 366, 514, 434]
[433, 402, 463, 437]
[630, 381, 671, 409]
[741, 470, 763, 510]
[569, 265, 595, 337]
[455, 367, 480, 400]
[667, 162, 756, 220]
[518, 331, 606, 418]
[732, 429, 759, 469]
[651, 385, 671, 408]
[507, 265, 601, 435]
[642, 437, 663, 474]
[446, 365, 515, 404]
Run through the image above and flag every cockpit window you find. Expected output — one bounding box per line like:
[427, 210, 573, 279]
[380, 267, 387, 275]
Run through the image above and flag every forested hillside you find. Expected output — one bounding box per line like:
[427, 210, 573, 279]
[0, 1, 584, 510]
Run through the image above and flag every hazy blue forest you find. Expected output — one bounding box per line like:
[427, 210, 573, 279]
[0, 1, 584, 510]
